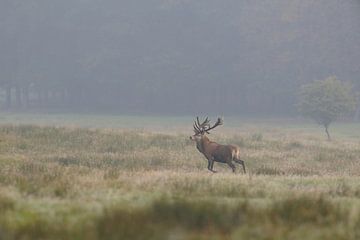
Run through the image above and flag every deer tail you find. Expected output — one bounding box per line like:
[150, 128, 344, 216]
[231, 145, 241, 160]
[231, 146, 246, 174]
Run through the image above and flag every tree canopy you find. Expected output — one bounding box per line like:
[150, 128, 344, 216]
[297, 76, 357, 140]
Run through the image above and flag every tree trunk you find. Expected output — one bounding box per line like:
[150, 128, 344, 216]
[15, 85, 22, 108]
[23, 85, 30, 108]
[37, 89, 43, 106]
[44, 89, 49, 105]
[61, 89, 66, 105]
[354, 104, 360, 122]
[5, 85, 12, 109]
[325, 124, 331, 141]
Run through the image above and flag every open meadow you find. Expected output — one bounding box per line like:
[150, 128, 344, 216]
[1, 113, 360, 239]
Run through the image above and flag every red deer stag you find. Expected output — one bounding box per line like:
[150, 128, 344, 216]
[190, 117, 246, 173]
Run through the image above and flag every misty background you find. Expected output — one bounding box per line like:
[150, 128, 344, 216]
[1, 0, 359, 117]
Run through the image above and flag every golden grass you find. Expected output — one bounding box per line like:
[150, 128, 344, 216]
[0, 124, 360, 239]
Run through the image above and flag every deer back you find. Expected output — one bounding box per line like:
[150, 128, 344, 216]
[197, 136, 221, 159]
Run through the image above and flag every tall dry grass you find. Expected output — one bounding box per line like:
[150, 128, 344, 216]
[0, 124, 360, 239]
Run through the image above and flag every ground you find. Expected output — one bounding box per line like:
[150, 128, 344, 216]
[0, 113, 360, 239]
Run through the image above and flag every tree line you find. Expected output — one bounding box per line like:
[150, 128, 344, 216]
[1, 0, 359, 117]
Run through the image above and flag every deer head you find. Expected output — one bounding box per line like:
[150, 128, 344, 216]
[190, 117, 223, 141]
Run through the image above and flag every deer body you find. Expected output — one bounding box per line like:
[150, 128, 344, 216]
[191, 117, 246, 173]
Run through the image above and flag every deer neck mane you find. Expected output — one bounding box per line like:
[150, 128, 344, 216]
[196, 135, 210, 154]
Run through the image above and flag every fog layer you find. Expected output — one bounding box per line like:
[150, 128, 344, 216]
[1, 0, 359, 115]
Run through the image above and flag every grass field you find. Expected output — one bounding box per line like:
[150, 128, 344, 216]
[0, 113, 360, 239]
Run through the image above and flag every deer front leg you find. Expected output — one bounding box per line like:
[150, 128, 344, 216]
[207, 158, 217, 173]
[210, 159, 217, 172]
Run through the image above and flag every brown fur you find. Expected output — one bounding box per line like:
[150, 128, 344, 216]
[191, 135, 246, 173]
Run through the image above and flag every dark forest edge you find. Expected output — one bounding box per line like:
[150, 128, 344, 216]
[1, 1, 359, 117]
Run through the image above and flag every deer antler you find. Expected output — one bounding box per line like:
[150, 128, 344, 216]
[193, 122, 201, 134]
[194, 117, 209, 134]
[193, 117, 223, 134]
[204, 117, 223, 133]
[193, 117, 202, 134]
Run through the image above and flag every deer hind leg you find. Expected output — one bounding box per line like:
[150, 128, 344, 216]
[234, 159, 246, 174]
[227, 160, 236, 173]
